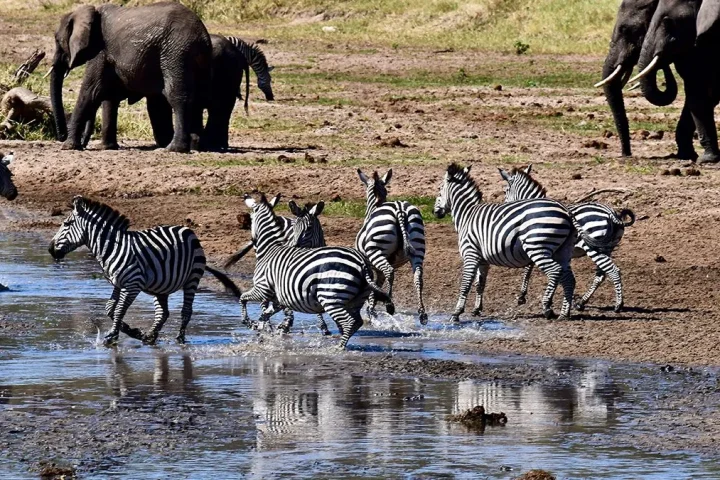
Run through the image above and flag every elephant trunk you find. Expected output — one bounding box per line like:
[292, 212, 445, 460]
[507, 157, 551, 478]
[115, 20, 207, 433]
[637, 47, 678, 107]
[602, 56, 632, 157]
[50, 58, 68, 141]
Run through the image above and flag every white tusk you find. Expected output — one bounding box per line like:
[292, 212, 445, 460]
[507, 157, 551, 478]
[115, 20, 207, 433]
[64, 70, 70, 79]
[627, 82, 640, 92]
[42, 66, 54, 79]
[593, 65, 623, 88]
[628, 56, 659, 84]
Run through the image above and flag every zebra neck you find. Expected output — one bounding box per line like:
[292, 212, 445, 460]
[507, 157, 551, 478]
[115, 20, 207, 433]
[85, 224, 131, 271]
[364, 195, 381, 220]
[449, 191, 480, 231]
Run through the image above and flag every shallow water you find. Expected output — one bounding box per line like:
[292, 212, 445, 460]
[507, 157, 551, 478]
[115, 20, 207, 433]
[0, 233, 719, 478]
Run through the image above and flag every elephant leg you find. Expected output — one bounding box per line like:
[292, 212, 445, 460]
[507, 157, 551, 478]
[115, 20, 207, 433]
[81, 112, 96, 149]
[674, 102, 697, 160]
[147, 95, 174, 148]
[99, 99, 120, 150]
[202, 101, 233, 152]
[64, 92, 102, 151]
[164, 82, 196, 153]
[688, 91, 720, 164]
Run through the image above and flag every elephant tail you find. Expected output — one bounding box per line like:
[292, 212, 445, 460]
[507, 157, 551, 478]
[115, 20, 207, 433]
[237, 64, 250, 116]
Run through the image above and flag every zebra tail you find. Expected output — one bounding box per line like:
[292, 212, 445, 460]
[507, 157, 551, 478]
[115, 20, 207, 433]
[223, 241, 254, 269]
[205, 266, 242, 298]
[397, 209, 416, 257]
[616, 208, 635, 227]
[363, 264, 392, 304]
[568, 211, 613, 251]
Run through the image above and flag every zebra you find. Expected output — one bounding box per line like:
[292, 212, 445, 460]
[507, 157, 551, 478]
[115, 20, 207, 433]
[226, 37, 275, 101]
[225, 196, 331, 335]
[433, 163, 602, 321]
[239, 193, 393, 349]
[499, 165, 635, 312]
[0, 153, 18, 201]
[356, 169, 427, 324]
[48, 196, 241, 346]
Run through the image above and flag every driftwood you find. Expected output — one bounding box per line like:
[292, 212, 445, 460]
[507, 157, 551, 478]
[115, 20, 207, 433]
[14, 50, 45, 84]
[0, 87, 53, 131]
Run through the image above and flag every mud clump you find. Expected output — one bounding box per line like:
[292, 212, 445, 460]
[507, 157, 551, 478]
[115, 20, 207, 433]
[514, 470, 556, 480]
[447, 405, 508, 430]
[39, 463, 76, 479]
[236, 213, 252, 230]
[379, 137, 408, 148]
[582, 140, 607, 150]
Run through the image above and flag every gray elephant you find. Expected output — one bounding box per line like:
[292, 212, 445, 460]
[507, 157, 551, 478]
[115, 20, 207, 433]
[49, 2, 212, 153]
[632, 0, 720, 163]
[596, 0, 696, 159]
[84, 34, 250, 152]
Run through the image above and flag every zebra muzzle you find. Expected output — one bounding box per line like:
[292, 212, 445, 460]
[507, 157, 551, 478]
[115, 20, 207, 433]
[48, 241, 65, 260]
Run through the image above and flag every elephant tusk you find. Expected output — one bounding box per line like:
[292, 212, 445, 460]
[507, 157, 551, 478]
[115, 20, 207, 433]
[628, 56, 660, 84]
[64, 70, 70, 79]
[42, 66, 54, 79]
[627, 82, 641, 92]
[594, 65, 623, 88]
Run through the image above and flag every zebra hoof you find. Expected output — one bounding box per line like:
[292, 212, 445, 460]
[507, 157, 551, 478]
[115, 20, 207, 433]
[450, 315, 461, 323]
[103, 333, 119, 347]
[557, 315, 570, 321]
[321, 328, 332, 336]
[543, 309, 557, 320]
[278, 323, 291, 334]
[517, 295, 527, 306]
[143, 333, 159, 345]
[367, 307, 378, 319]
[471, 308, 482, 317]
[175, 334, 186, 344]
[614, 304, 623, 313]
[419, 312, 428, 326]
[386, 303, 396, 316]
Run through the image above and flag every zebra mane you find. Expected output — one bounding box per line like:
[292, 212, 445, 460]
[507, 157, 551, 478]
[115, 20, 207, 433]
[74, 197, 131, 231]
[447, 163, 483, 201]
[510, 167, 547, 197]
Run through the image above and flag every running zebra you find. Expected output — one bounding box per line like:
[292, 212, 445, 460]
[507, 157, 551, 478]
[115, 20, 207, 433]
[356, 169, 427, 324]
[239, 194, 393, 349]
[0, 153, 18, 201]
[226, 37, 275, 101]
[48, 196, 241, 346]
[499, 165, 635, 312]
[434, 163, 600, 321]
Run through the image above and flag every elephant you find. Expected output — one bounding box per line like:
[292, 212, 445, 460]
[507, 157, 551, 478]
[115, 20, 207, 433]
[82, 34, 250, 152]
[632, 0, 720, 163]
[596, 0, 696, 159]
[49, 2, 212, 153]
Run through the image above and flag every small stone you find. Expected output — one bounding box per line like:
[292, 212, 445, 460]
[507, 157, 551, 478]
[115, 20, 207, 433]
[494, 84, 502, 91]
[571, 173, 582, 180]
[331, 194, 342, 202]
[278, 154, 295, 163]
[50, 206, 63, 216]
[236, 213, 251, 230]
[379, 137, 408, 148]
[655, 255, 667, 263]
[670, 168, 682, 176]
[582, 139, 608, 150]
[602, 129, 614, 138]
[304, 152, 315, 163]
[685, 167, 701, 176]
[647, 130, 664, 140]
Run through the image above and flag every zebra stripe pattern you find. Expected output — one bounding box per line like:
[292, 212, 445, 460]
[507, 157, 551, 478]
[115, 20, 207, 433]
[434, 163, 580, 321]
[240, 194, 393, 348]
[226, 37, 275, 101]
[48, 196, 240, 345]
[500, 165, 634, 312]
[355, 169, 427, 324]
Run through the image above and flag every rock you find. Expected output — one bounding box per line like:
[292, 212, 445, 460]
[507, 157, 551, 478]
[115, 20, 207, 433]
[648, 130, 665, 140]
[236, 213, 251, 230]
[304, 152, 315, 163]
[494, 84, 502, 91]
[447, 405, 507, 430]
[602, 129, 614, 138]
[379, 137, 408, 148]
[278, 154, 295, 163]
[582, 140, 608, 150]
[571, 173, 582, 180]
[661, 364, 675, 372]
[331, 194, 342, 202]
[0, 87, 54, 131]
[50, 206, 64, 217]
[636, 129, 651, 140]
[514, 470, 556, 480]
[655, 255, 667, 263]
[685, 167, 701, 176]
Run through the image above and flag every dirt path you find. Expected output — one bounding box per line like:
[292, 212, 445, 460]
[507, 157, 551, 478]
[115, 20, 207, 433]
[2, 44, 720, 367]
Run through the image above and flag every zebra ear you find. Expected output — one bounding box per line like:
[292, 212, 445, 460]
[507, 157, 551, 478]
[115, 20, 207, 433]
[357, 169, 370, 185]
[464, 165, 472, 174]
[244, 196, 257, 209]
[269, 194, 281, 208]
[382, 169, 392, 186]
[288, 200, 303, 217]
[498, 168, 511, 182]
[524, 164, 532, 174]
[310, 201, 324, 216]
[72, 195, 85, 211]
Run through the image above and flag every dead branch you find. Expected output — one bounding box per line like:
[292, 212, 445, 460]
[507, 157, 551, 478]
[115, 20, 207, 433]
[14, 50, 46, 84]
[573, 188, 634, 204]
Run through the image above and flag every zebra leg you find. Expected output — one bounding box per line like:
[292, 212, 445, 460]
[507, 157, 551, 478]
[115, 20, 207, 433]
[517, 265, 534, 306]
[452, 258, 479, 323]
[240, 287, 272, 327]
[176, 288, 197, 344]
[579, 252, 624, 312]
[366, 270, 386, 321]
[143, 294, 170, 345]
[557, 269, 576, 320]
[104, 288, 140, 346]
[324, 305, 363, 349]
[471, 264, 489, 317]
[575, 267, 605, 311]
[318, 314, 331, 336]
[413, 262, 428, 325]
[527, 250, 561, 319]
[278, 307, 295, 334]
[106, 286, 143, 340]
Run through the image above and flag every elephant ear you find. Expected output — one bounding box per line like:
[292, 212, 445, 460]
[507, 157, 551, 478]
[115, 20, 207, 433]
[697, 0, 720, 45]
[68, 5, 97, 69]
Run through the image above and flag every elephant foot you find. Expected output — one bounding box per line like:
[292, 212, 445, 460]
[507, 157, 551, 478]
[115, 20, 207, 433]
[166, 139, 191, 153]
[419, 312, 428, 326]
[61, 140, 83, 151]
[543, 308, 557, 320]
[103, 332, 119, 347]
[99, 142, 119, 151]
[385, 303, 396, 316]
[698, 151, 720, 164]
[673, 148, 698, 161]
[517, 294, 527, 306]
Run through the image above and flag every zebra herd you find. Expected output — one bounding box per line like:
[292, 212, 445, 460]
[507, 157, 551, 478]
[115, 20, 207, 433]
[44, 163, 633, 349]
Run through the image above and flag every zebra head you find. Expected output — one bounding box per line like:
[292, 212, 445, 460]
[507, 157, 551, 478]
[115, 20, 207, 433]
[0, 155, 18, 201]
[244, 193, 284, 250]
[249, 43, 274, 101]
[434, 163, 479, 219]
[49, 196, 89, 260]
[499, 164, 547, 202]
[357, 168, 391, 207]
[286, 201, 325, 248]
